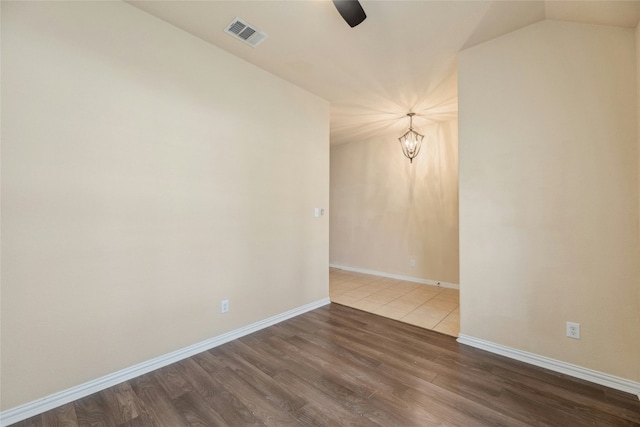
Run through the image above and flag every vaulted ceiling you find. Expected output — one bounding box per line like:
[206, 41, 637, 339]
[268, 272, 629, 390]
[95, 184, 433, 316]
[127, 1, 640, 145]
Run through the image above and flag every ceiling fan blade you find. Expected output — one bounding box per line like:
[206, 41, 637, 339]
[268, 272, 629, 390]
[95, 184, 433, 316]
[332, 0, 367, 28]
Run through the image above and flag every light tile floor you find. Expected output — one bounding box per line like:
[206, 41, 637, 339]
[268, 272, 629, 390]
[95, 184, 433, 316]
[329, 268, 460, 337]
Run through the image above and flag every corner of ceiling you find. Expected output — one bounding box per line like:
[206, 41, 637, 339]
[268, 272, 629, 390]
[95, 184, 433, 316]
[460, 1, 545, 51]
[543, 0, 640, 29]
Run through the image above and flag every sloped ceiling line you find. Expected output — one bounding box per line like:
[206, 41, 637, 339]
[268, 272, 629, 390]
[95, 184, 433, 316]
[126, 0, 639, 146]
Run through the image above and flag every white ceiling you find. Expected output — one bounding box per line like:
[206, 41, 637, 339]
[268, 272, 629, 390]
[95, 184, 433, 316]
[127, 0, 640, 145]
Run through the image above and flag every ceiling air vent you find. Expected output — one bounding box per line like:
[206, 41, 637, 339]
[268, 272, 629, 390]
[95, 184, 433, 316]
[224, 18, 268, 47]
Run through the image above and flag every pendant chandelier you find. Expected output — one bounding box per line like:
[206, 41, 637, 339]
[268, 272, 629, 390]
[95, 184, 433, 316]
[398, 112, 424, 164]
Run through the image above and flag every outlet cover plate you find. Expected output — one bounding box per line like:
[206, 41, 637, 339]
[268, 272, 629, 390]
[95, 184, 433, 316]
[566, 321, 580, 339]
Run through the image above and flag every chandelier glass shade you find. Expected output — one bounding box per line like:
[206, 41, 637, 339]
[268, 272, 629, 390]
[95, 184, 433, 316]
[398, 112, 424, 163]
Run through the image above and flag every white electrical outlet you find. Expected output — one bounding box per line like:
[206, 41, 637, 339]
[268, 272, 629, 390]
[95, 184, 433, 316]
[221, 299, 229, 314]
[566, 321, 580, 339]
[409, 259, 416, 267]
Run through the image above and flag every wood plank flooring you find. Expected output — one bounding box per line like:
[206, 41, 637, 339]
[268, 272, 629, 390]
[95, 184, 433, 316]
[11, 303, 640, 426]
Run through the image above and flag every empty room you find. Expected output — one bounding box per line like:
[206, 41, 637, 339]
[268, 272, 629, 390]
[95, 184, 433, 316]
[2, 0, 639, 426]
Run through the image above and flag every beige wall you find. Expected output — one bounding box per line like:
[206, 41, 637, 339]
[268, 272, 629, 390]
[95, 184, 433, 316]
[637, 22, 640, 367]
[1, 1, 329, 410]
[459, 20, 640, 381]
[330, 120, 459, 284]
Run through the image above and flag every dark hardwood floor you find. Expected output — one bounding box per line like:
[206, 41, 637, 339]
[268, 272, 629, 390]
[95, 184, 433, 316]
[11, 303, 640, 426]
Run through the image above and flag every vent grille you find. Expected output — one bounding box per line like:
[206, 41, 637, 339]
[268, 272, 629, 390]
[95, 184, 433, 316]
[224, 18, 268, 47]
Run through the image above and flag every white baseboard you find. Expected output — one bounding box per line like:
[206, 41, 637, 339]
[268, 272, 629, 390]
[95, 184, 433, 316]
[329, 264, 459, 290]
[0, 298, 331, 427]
[457, 334, 640, 400]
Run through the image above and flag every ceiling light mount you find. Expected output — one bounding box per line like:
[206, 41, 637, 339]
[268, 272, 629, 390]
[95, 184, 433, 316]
[398, 112, 424, 164]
